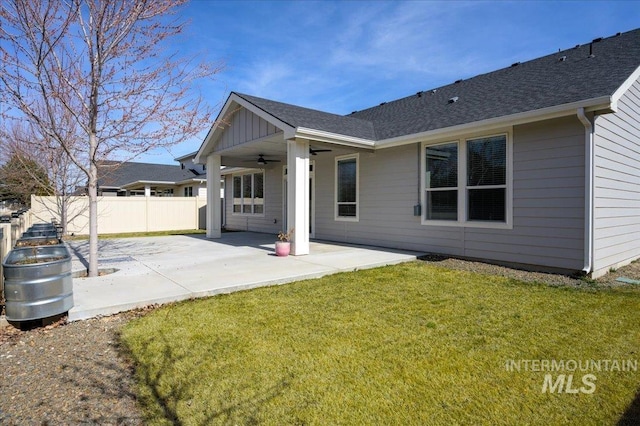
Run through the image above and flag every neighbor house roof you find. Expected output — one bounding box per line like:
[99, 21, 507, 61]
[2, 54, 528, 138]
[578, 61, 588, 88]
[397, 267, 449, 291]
[208, 28, 640, 149]
[98, 161, 205, 189]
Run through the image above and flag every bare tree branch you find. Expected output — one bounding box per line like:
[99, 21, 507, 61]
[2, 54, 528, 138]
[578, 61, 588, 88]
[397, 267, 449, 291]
[0, 0, 222, 276]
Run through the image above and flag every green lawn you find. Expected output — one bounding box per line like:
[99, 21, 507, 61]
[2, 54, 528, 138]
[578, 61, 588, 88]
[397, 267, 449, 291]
[120, 262, 640, 425]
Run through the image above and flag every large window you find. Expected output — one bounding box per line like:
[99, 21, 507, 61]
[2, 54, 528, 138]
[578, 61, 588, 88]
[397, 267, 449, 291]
[335, 154, 358, 220]
[232, 172, 264, 215]
[423, 133, 510, 227]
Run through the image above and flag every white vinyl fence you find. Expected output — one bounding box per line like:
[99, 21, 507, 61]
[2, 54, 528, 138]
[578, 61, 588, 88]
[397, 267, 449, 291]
[31, 195, 207, 235]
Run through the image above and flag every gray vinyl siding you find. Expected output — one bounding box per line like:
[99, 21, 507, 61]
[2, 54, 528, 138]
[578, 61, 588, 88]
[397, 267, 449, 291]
[223, 168, 282, 234]
[312, 116, 585, 272]
[592, 77, 640, 277]
[218, 106, 279, 151]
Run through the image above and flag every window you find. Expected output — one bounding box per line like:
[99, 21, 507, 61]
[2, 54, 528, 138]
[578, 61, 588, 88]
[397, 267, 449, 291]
[183, 186, 193, 197]
[232, 172, 264, 215]
[335, 154, 358, 220]
[425, 142, 458, 220]
[467, 136, 506, 221]
[423, 133, 510, 227]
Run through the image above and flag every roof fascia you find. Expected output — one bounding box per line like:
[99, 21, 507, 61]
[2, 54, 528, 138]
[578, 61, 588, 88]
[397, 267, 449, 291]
[294, 127, 375, 149]
[195, 93, 296, 163]
[121, 180, 177, 189]
[175, 177, 207, 185]
[375, 96, 613, 149]
[611, 64, 640, 112]
[220, 167, 262, 176]
[174, 151, 198, 161]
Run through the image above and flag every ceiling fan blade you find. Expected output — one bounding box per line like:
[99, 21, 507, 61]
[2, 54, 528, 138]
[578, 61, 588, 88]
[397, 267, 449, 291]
[310, 148, 332, 155]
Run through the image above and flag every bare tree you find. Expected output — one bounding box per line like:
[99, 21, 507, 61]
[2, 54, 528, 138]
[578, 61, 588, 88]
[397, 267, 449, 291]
[0, 121, 86, 235]
[0, 0, 220, 276]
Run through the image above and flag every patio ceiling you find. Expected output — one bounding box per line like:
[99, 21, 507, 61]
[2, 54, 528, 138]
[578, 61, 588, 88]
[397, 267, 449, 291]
[218, 133, 287, 168]
[218, 136, 357, 168]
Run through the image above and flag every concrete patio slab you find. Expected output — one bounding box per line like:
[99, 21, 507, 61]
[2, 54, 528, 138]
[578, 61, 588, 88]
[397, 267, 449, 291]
[66, 232, 419, 321]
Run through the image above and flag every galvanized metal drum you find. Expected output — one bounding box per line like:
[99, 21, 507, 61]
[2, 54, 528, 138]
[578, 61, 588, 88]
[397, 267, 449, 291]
[3, 245, 74, 321]
[29, 223, 56, 231]
[15, 235, 61, 248]
[21, 229, 57, 239]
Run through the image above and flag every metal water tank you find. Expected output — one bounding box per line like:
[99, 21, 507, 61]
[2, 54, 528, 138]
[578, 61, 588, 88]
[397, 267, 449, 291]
[3, 245, 74, 321]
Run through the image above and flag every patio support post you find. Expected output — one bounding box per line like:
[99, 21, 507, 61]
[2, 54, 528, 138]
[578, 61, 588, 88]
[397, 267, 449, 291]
[287, 138, 310, 255]
[206, 154, 222, 238]
[144, 185, 151, 197]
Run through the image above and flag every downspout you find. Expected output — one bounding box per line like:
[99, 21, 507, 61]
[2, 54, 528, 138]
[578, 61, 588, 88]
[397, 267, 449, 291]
[577, 107, 594, 274]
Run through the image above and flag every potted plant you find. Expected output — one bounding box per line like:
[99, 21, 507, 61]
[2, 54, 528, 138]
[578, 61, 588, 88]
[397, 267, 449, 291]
[275, 228, 294, 257]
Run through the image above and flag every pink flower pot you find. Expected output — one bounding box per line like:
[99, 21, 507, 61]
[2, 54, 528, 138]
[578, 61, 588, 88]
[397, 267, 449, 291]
[275, 241, 291, 257]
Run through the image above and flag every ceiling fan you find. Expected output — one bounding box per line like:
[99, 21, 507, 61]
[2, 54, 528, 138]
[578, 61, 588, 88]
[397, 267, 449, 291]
[244, 148, 332, 166]
[243, 154, 281, 165]
[310, 147, 332, 156]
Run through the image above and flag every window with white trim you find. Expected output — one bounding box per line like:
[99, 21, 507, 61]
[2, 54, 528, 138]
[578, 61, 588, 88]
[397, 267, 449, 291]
[183, 186, 193, 197]
[466, 135, 506, 221]
[425, 142, 458, 220]
[232, 172, 264, 215]
[423, 133, 510, 226]
[335, 154, 358, 220]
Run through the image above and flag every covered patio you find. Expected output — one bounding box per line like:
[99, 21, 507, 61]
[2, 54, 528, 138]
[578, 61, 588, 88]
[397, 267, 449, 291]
[67, 232, 419, 321]
[195, 92, 376, 255]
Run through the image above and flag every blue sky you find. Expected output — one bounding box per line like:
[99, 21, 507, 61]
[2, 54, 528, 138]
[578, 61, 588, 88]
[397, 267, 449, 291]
[150, 0, 640, 164]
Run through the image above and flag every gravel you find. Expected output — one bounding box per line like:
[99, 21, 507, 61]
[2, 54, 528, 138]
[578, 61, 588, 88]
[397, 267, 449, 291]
[1, 258, 638, 424]
[0, 313, 143, 425]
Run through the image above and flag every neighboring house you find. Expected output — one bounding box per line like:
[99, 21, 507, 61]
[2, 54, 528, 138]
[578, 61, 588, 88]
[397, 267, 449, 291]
[195, 29, 640, 278]
[97, 156, 207, 197]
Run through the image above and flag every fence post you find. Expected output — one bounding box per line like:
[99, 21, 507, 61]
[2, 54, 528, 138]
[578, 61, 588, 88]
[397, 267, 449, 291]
[145, 196, 150, 232]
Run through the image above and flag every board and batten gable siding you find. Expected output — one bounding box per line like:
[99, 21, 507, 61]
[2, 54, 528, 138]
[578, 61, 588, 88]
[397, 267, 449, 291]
[217, 106, 280, 152]
[593, 76, 640, 277]
[312, 116, 585, 272]
[223, 168, 282, 234]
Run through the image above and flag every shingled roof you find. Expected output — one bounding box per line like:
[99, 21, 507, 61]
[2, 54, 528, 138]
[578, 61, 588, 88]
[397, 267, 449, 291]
[229, 28, 640, 142]
[98, 161, 204, 189]
[233, 92, 376, 140]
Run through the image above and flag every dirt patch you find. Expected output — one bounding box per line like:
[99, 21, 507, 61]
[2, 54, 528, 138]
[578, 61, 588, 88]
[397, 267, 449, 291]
[0, 312, 144, 425]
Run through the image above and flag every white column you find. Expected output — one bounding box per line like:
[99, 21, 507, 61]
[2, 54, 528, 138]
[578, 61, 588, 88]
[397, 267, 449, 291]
[287, 138, 310, 255]
[144, 185, 151, 197]
[206, 154, 222, 238]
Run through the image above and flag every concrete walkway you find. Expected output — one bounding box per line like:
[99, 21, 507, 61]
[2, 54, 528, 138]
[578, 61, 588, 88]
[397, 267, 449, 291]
[66, 232, 419, 321]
